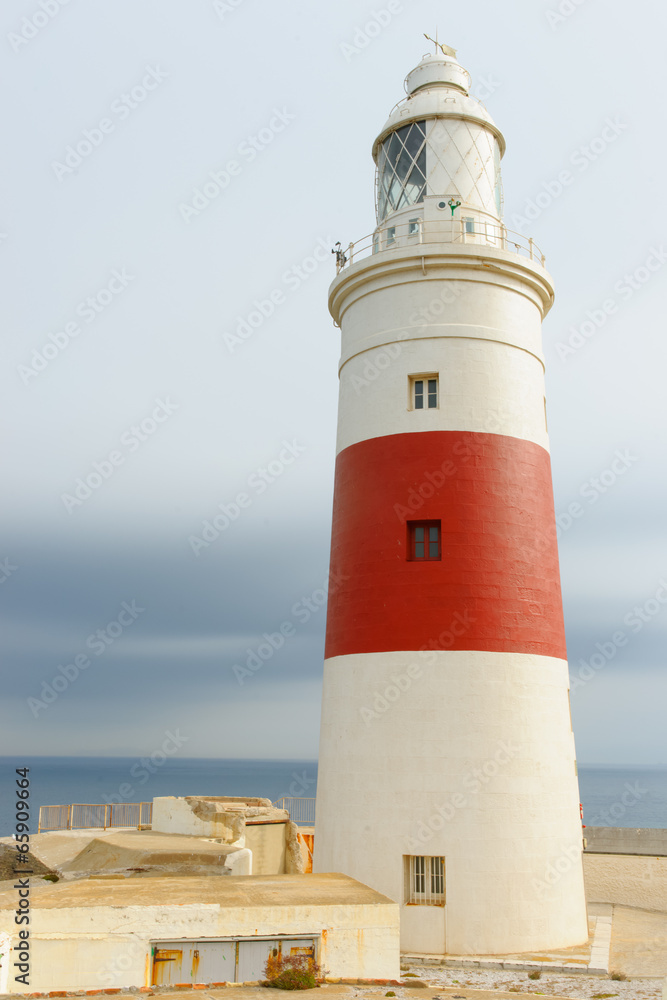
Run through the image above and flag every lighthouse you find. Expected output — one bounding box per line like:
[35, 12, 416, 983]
[314, 44, 589, 956]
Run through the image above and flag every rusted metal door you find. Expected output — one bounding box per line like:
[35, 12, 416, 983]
[151, 945, 183, 985]
[152, 940, 236, 984]
[236, 938, 315, 982]
[152, 937, 316, 984]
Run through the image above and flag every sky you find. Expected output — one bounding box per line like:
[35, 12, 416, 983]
[2, 0, 666, 766]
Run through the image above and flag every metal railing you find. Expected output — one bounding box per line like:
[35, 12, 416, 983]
[38, 802, 152, 833]
[273, 797, 316, 826]
[334, 217, 545, 274]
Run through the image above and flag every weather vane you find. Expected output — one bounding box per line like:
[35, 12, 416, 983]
[423, 32, 457, 58]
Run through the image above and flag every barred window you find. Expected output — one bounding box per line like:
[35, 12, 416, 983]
[405, 856, 446, 905]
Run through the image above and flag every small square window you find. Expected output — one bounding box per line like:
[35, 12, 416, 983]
[408, 520, 441, 561]
[386, 226, 396, 246]
[405, 856, 445, 905]
[411, 374, 438, 409]
[408, 218, 421, 236]
[464, 217, 475, 234]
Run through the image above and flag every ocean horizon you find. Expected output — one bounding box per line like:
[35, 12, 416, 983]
[1, 756, 665, 839]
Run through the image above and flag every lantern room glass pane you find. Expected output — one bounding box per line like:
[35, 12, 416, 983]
[377, 121, 427, 222]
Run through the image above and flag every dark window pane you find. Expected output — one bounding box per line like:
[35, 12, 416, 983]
[414, 380, 424, 409]
[429, 541, 439, 558]
[415, 527, 424, 542]
[428, 379, 437, 393]
[415, 542, 424, 558]
[429, 526, 439, 541]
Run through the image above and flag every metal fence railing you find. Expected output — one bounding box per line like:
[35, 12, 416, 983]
[38, 802, 152, 833]
[333, 217, 546, 273]
[273, 797, 316, 826]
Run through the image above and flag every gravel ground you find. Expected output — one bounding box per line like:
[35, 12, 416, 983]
[394, 968, 665, 1000]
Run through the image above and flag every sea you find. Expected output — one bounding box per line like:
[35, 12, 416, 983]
[0, 757, 665, 839]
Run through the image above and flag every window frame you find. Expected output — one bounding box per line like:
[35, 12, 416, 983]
[409, 373, 439, 411]
[404, 855, 446, 906]
[407, 520, 441, 562]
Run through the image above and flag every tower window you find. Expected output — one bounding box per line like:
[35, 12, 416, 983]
[386, 226, 396, 246]
[408, 521, 441, 561]
[408, 217, 421, 236]
[411, 375, 438, 409]
[464, 217, 475, 234]
[405, 856, 445, 905]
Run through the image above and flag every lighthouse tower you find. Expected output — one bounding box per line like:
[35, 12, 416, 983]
[314, 46, 588, 956]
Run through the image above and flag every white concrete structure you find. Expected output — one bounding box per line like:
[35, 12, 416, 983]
[0, 874, 399, 991]
[315, 45, 588, 955]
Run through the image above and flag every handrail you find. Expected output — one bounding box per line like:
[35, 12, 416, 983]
[273, 796, 316, 827]
[37, 802, 152, 833]
[334, 217, 545, 274]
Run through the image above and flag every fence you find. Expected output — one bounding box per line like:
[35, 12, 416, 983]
[37, 802, 152, 833]
[334, 217, 546, 273]
[273, 797, 316, 826]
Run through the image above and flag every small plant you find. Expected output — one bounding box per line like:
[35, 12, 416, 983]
[592, 993, 618, 997]
[264, 952, 322, 990]
[42, 873, 59, 883]
[528, 970, 542, 980]
[610, 972, 627, 982]
[386, 993, 396, 997]
[403, 973, 418, 977]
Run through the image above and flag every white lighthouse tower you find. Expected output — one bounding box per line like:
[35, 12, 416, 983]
[314, 44, 589, 956]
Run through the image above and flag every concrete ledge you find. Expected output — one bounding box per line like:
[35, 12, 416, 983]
[585, 828, 667, 857]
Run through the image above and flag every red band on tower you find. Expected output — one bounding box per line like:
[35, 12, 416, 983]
[325, 431, 567, 660]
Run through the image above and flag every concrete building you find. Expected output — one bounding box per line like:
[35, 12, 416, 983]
[0, 873, 399, 992]
[315, 43, 589, 955]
